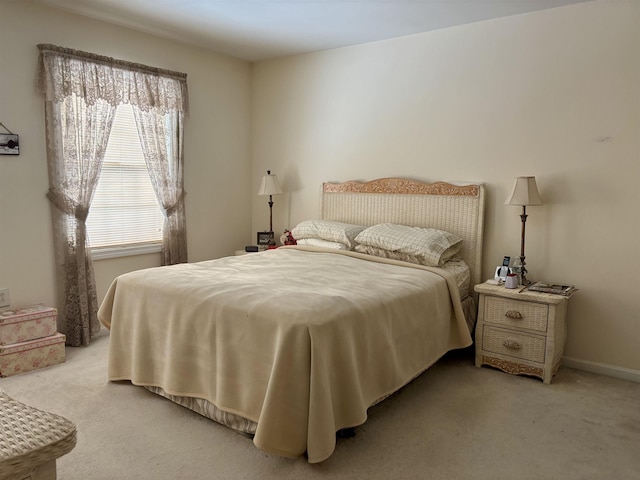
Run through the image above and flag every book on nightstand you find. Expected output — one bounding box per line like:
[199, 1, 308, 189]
[523, 282, 578, 296]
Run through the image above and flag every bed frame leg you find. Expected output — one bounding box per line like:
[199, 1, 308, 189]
[336, 427, 356, 439]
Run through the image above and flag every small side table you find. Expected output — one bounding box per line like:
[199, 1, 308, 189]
[474, 282, 574, 384]
[234, 248, 267, 256]
[0, 391, 76, 479]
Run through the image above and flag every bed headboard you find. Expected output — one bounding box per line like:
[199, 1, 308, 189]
[321, 177, 485, 290]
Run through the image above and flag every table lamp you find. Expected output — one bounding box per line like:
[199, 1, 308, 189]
[257, 170, 283, 245]
[505, 176, 542, 285]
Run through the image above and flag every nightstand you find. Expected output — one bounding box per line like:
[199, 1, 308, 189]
[474, 283, 574, 384]
[235, 246, 267, 256]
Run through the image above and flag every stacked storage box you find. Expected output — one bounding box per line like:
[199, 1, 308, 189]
[0, 304, 65, 377]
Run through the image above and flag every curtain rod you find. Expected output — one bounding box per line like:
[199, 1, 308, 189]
[37, 44, 188, 82]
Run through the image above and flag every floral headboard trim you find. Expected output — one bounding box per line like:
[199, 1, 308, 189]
[323, 178, 479, 196]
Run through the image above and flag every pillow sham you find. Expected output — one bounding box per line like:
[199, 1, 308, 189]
[296, 238, 350, 250]
[291, 220, 365, 249]
[354, 223, 462, 267]
[354, 245, 423, 264]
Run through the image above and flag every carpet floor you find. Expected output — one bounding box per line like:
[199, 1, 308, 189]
[2, 329, 639, 479]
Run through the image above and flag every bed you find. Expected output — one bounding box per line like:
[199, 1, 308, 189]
[98, 177, 485, 463]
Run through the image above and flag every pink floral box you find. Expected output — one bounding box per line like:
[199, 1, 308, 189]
[0, 304, 57, 345]
[0, 332, 65, 377]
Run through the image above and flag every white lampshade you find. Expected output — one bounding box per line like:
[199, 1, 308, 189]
[257, 170, 283, 196]
[505, 176, 542, 206]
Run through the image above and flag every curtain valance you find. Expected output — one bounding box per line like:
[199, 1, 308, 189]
[37, 44, 189, 114]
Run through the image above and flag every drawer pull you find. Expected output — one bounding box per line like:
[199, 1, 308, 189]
[505, 310, 523, 319]
[502, 339, 522, 350]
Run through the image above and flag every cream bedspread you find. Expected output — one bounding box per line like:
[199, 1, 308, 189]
[98, 246, 472, 463]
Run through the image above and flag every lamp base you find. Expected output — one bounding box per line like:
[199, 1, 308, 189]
[515, 255, 530, 286]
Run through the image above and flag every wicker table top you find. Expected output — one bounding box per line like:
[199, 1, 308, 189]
[474, 282, 572, 304]
[0, 391, 77, 477]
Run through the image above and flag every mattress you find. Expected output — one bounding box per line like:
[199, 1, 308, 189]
[441, 258, 470, 299]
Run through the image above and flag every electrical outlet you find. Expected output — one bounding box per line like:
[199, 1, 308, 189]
[0, 288, 10, 308]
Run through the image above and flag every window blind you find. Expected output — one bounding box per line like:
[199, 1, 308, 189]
[87, 104, 164, 249]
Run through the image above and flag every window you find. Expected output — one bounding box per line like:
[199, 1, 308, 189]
[86, 104, 165, 258]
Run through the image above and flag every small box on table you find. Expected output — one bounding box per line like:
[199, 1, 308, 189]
[0, 304, 58, 345]
[0, 332, 66, 377]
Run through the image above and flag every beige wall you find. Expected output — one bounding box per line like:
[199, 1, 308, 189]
[252, 1, 640, 371]
[1, 0, 638, 374]
[0, 1, 252, 304]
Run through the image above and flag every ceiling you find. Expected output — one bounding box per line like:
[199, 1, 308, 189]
[36, 0, 588, 62]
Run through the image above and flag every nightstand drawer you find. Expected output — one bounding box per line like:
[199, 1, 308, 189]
[482, 326, 546, 363]
[485, 296, 548, 332]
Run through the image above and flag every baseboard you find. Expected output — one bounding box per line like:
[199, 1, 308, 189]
[563, 357, 640, 384]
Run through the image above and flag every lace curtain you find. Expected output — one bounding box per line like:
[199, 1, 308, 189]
[37, 44, 189, 346]
[44, 97, 115, 346]
[133, 107, 187, 264]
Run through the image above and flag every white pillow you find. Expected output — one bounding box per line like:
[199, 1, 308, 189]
[292, 220, 365, 249]
[354, 223, 462, 267]
[296, 238, 350, 250]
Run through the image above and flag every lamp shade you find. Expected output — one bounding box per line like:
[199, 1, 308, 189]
[257, 170, 283, 196]
[505, 176, 542, 206]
